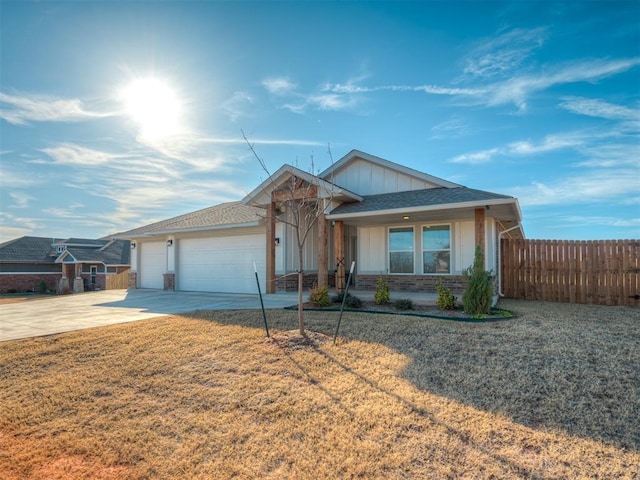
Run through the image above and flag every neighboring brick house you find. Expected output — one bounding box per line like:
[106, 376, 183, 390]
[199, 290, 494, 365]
[0, 236, 130, 293]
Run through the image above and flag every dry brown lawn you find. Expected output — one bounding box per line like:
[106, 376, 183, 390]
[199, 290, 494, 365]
[0, 299, 638, 479]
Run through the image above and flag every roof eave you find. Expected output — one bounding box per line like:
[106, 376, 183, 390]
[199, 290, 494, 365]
[125, 220, 263, 238]
[326, 198, 522, 221]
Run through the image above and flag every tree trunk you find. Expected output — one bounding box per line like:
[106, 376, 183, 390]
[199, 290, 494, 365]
[298, 271, 304, 334]
[298, 245, 305, 335]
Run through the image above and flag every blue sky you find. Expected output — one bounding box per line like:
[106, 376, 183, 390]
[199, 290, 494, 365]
[1, 1, 638, 243]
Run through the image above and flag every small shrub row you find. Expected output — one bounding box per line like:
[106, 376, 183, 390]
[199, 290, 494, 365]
[309, 286, 365, 309]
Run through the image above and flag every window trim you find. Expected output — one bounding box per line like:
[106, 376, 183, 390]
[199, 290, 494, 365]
[388, 226, 415, 274]
[421, 223, 452, 275]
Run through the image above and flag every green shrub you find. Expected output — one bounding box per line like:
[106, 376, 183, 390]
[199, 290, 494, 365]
[435, 278, 457, 310]
[374, 276, 390, 305]
[37, 279, 48, 294]
[345, 294, 362, 309]
[393, 298, 413, 311]
[309, 285, 330, 307]
[462, 245, 493, 315]
[332, 292, 363, 308]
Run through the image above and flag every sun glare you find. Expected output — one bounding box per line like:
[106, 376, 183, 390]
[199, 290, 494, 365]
[121, 78, 182, 139]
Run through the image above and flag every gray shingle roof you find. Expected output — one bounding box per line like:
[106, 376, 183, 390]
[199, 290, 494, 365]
[0, 236, 59, 263]
[61, 238, 108, 246]
[330, 187, 514, 215]
[118, 201, 264, 238]
[65, 240, 130, 265]
[0, 236, 130, 265]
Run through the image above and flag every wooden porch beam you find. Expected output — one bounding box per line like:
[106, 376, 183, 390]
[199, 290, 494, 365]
[266, 201, 276, 293]
[475, 207, 485, 254]
[317, 208, 328, 288]
[334, 220, 345, 293]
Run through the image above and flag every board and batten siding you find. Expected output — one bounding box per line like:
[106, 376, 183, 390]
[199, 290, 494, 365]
[357, 226, 387, 273]
[331, 158, 440, 196]
[358, 218, 497, 274]
[276, 212, 319, 274]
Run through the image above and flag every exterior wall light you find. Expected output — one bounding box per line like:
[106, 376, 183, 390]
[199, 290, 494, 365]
[166, 239, 173, 247]
[131, 242, 136, 249]
[403, 215, 410, 220]
[275, 237, 280, 246]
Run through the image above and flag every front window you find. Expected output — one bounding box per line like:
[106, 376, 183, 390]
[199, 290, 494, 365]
[389, 227, 414, 273]
[423, 225, 451, 274]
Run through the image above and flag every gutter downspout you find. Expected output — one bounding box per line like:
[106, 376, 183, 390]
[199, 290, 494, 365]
[498, 224, 522, 298]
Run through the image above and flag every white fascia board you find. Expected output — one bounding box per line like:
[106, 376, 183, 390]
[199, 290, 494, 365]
[326, 198, 521, 221]
[320, 149, 462, 189]
[54, 251, 77, 263]
[131, 221, 263, 237]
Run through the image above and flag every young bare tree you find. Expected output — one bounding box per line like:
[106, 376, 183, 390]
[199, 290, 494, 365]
[243, 131, 333, 335]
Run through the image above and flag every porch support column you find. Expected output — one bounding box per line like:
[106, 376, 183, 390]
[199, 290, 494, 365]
[334, 220, 345, 293]
[317, 206, 328, 288]
[73, 263, 84, 294]
[475, 207, 485, 255]
[266, 201, 276, 294]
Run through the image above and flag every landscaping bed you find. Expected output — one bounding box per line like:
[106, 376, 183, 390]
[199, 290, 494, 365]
[289, 301, 514, 321]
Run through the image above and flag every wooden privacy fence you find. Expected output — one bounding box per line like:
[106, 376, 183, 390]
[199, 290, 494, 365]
[106, 269, 130, 290]
[501, 239, 639, 306]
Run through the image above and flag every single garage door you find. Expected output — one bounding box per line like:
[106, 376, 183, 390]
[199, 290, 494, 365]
[178, 234, 265, 294]
[139, 241, 166, 289]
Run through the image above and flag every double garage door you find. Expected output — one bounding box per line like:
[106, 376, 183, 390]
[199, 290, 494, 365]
[139, 234, 266, 294]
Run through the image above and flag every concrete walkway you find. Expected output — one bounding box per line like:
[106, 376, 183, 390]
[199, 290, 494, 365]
[0, 289, 302, 342]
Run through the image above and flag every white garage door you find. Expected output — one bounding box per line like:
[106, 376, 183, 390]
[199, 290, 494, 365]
[178, 234, 265, 294]
[139, 241, 166, 289]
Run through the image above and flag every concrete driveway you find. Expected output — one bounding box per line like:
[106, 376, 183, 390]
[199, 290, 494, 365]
[0, 289, 301, 342]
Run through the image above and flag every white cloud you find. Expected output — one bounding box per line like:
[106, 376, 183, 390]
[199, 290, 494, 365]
[507, 132, 585, 155]
[559, 96, 640, 121]
[323, 57, 640, 113]
[0, 168, 43, 188]
[509, 168, 640, 207]
[463, 27, 547, 79]
[42, 143, 124, 166]
[450, 148, 500, 164]
[262, 77, 297, 96]
[431, 117, 469, 139]
[221, 91, 254, 121]
[8, 192, 34, 208]
[307, 93, 359, 111]
[574, 142, 640, 168]
[449, 130, 609, 164]
[0, 212, 41, 243]
[558, 215, 640, 228]
[323, 83, 484, 97]
[486, 57, 640, 109]
[0, 92, 113, 126]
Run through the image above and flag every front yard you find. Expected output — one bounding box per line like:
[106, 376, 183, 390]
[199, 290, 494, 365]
[0, 300, 638, 479]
